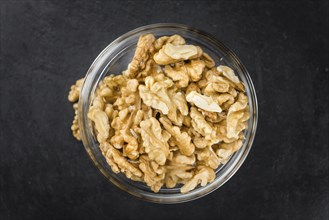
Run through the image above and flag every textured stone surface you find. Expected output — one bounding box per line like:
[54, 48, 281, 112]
[0, 0, 328, 219]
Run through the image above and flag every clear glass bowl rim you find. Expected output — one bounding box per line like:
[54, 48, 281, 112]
[78, 23, 258, 204]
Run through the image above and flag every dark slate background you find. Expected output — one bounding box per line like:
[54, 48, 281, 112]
[0, 0, 328, 219]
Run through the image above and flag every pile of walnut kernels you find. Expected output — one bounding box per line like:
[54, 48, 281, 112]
[68, 34, 250, 193]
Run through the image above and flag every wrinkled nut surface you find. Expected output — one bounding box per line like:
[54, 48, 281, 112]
[124, 34, 155, 78]
[159, 117, 195, 156]
[139, 75, 188, 125]
[186, 91, 222, 113]
[68, 78, 84, 102]
[190, 107, 218, 143]
[139, 155, 165, 192]
[154, 43, 202, 65]
[180, 166, 216, 193]
[101, 142, 143, 180]
[201, 52, 215, 68]
[68, 34, 250, 193]
[154, 35, 185, 50]
[140, 117, 170, 165]
[226, 93, 249, 138]
[164, 63, 189, 88]
[164, 60, 205, 88]
[88, 109, 110, 143]
[196, 146, 221, 169]
[68, 78, 84, 140]
[217, 65, 239, 83]
[164, 43, 201, 60]
[71, 103, 81, 141]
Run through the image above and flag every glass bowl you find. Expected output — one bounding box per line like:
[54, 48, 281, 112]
[78, 23, 258, 204]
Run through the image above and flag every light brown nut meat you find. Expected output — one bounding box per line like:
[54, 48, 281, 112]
[165, 168, 194, 188]
[99, 75, 128, 102]
[212, 93, 235, 106]
[124, 34, 155, 78]
[159, 117, 195, 156]
[132, 109, 144, 134]
[204, 70, 230, 94]
[182, 115, 192, 127]
[228, 87, 238, 98]
[68, 78, 84, 102]
[196, 145, 221, 169]
[139, 74, 188, 125]
[189, 107, 219, 143]
[170, 90, 189, 117]
[110, 104, 141, 159]
[221, 117, 248, 143]
[123, 113, 141, 158]
[71, 103, 81, 141]
[216, 66, 245, 92]
[197, 79, 208, 89]
[154, 35, 186, 50]
[99, 86, 113, 98]
[111, 110, 127, 131]
[186, 91, 222, 113]
[171, 152, 196, 165]
[216, 139, 243, 164]
[126, 79, 139, 92]
[165, 152, 195, 188]
[115, 79, 141, 110]
[139, 74, 173, 114]
[180, 166, 215, 193]
[87, 95, 110, 143]
[154, 43, 203, 65]
[139, 155, 166, 192]
[192, 137, 212, 149]
[141, 104, 153, 120]
[217, 65, 239, 83]
[68, 78, 84, 141]
[121, 132, 139, 160]
[227, 93, 249, 139]
[91, 96, 105, 111]
[164, 60, 205, 88]
[140, 117, 171, 165]
[100, 142, 120, 173]
[187, 126, 201, 138]
[187, 60, 206, 82]
[168, 137, 177, 148]
[185, 83, 201, 95]
[164, 63, 189, 88]
[88, 109, 110, 143]
[214, 120, 236, 144]
[110, 132, 124, 149]
[101, 142, 143, 179]
[200, 109, 226, 123]
[164, 43, 202, 60]
[165, 168, 194, 189]
[104, 104, 119, 120]
[103, 75, 127, 88]
[107, 77, 141, 157]
[204, 82, 230, 94]
[137, 59, 159, 78]
[201, 52, 215, 68]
